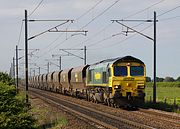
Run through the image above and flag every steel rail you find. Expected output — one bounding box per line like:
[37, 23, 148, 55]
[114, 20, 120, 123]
[29, 88, 154, 129]
[30, 91, 117, 129]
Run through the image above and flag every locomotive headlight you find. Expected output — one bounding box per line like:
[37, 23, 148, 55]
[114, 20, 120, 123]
[126, 63, 131, 66]
[115, 85, 121, 89]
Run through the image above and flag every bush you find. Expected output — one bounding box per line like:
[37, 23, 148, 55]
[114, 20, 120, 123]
[146, 77, 151, 82]
[164, 77, 175, 82]
[0, 72, 13, 85]
[0, 73, 36, 129]
[176, 76, 180, 82]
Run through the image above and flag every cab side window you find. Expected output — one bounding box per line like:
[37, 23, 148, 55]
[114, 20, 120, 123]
[108, 68, 111, 77]
[88, 70, 92, 82]
[102, 72, 107, 83]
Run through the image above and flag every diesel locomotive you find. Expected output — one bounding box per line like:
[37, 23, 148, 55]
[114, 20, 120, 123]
[29, 56, 146, 107]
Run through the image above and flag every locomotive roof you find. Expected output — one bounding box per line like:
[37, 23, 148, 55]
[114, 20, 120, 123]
[91, 56, 144, 67]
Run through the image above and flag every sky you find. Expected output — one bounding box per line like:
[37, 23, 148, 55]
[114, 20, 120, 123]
[0, 0, 180, 79]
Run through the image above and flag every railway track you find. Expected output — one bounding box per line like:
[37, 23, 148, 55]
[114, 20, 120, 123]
[28, 87, 154, 129]
[21, 85, 180, 129]
[137, 108, 180, 124]
[46, 88, 180, 129]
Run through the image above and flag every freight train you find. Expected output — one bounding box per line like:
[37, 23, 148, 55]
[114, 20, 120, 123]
[28, 56, 146, 107]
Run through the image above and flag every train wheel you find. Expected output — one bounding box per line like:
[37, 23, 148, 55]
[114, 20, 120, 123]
[106, 98, 110, 107]
[110, 99, 115, 107]
[75, 90, 77, 97]
[92, 94, 97, 103]
[87, 95, 90, 101]
[64, 90, 66, 95]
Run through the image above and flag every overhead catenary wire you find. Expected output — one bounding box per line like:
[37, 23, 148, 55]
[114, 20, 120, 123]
[33, 0, 163, 60]
[31, 0, 105, 61]
[32, 0, 120, 62]
[87, 34, 114, 47]
[124, 0, 165, 19]
[48, 0, 120, 47]
[86, 2, 180, 49]
[125, 4, 180, 22]
[41, 0, 121, 62]
[159, 15, 180, 21]
[17, 21, 23, 46]
[32, 0, 159, 60]
[36, 0, 165, 65]
[29, 0, 180, 71]
[111, 4, 180, 42]
[64, 0, 121, 48]
[28, 0, 44, 17]
[76, 0, 104, 21]
[35, 35, 72, 60]
[15, 0, 44, 67]
[71, 22, 113, 48]
[39, 0, 104, 48]
[16, 0, 44, 66]
[73, 0, 165, 49]
[80, 0, 120, 30]
[56, 0, 121, 50]
[90, 24, 153, 50]
[86, 22, 146, 48]
[157, 5, 180, 17]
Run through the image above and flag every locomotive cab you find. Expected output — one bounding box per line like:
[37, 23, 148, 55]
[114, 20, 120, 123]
[111, 61, 146, 101]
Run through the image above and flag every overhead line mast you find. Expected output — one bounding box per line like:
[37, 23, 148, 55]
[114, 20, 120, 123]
[111, 11, 157, 104]
[24, 10, 88, 105]
[25, 10, 28, 104]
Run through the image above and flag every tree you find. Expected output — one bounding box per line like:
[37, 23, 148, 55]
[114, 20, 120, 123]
[176, 76, 180, 82]
[154, 77, 164, 82]
[163, 76, 175, 82]
[146, 77, 151, 82]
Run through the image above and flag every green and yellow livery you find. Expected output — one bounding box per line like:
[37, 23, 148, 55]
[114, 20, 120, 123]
[86, 56, 146, 106]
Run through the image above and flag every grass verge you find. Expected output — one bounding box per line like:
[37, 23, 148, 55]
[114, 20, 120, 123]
[145, 82, 180, 113]
[29, 95, 68, 129]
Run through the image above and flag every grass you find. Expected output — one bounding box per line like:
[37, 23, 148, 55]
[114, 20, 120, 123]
[145, 86, 180, 104]
[144, 82, 180, 113]
[29, 96, 68, 129]
[146, 82, 180, 87]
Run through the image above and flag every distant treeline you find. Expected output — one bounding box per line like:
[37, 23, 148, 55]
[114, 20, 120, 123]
[146, 76, 180, 82]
